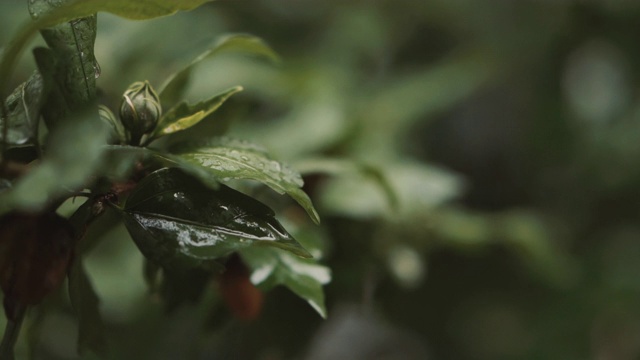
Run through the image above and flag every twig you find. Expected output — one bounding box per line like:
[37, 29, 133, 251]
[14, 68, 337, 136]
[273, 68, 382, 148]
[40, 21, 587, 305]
[0, 303, 27, 360]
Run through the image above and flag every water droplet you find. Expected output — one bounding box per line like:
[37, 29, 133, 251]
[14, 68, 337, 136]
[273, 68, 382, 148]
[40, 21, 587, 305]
[240, 155, 249, 161]
[31, 12, 39, 19]
[93, 60, 101, 79]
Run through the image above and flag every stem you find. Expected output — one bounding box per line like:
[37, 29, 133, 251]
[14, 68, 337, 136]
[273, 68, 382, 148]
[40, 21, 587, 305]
[0, 303, 27, 360]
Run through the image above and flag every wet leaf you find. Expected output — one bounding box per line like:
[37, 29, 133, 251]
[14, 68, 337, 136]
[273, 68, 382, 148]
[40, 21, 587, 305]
[29, 0, 98, 127]
[0, 71, 45, 147]
[170, 137, 320, 224]
[68, 259, 106, 356]
[159, 34, 279, 107]
[240, 246, 330, 318]
[32, 46, 70, 130]
[121, 168, 310, 270]
[148, 86, 243, 142]
[99, 145, 215, 187]
[0, 0, 215, 101]
[0, 108, 109, 215]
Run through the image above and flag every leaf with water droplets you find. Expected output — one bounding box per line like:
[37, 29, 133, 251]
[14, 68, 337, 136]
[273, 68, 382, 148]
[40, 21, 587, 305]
[0, 71, 44, 147]
[240, 246, 330, 318]
[0, 0, 215, 104]
[121, 168, 311, 270]
[170, 137, 320, 224]
[148, 86, 243, 142]
[159, 34, 280, 107]
[28, 0, 98, 128]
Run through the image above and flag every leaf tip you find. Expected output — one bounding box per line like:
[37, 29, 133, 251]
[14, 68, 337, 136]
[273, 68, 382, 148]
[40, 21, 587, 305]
[310, 209, 321, 225]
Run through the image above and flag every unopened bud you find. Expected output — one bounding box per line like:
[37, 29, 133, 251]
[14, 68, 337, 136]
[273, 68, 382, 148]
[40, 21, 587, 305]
[119, 81, 161, 143]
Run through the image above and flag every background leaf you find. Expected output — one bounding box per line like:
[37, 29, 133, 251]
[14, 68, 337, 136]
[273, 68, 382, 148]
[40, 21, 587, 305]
[159, 34, 279, 107]
[240, 246, 331, 318]
[149, 86, 242, 141]
[121, 168, 310, 270]
[318, 160, 463, 219]
[0, 107, 109, 215]
[68, 259, 107, 356]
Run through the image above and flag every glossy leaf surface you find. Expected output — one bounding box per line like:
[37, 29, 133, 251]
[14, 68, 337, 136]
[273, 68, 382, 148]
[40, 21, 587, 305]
[240, 246, 330, 318]
[122, 168, 310, 270]
[159, 34, 279, 107]
[171, 137, 320, 224]
[149, 86, 242, 141]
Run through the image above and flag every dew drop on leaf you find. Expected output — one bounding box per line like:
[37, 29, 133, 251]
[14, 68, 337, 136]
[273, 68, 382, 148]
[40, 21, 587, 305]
[93, 60, 101, 79]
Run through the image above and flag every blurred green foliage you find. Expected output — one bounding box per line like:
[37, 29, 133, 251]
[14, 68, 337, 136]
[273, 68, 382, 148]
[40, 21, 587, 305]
[3, 0, 640, 359]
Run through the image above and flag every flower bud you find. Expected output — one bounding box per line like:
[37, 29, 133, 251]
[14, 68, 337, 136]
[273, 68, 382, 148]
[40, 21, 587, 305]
[119, 81, 162, 143]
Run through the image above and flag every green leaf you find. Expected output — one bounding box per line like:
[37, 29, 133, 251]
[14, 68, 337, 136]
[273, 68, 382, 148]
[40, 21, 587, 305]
[319, 160, 462, 219]
[0, 108, 109, 215]
[158, 34, 280, 107]
[240, 246, 330, 318]
[148, 86, 243, 142]
[99, 145, 156, 182]
[169, 137, 320, 224]
[99, 105, 127, 145]
[30, 1, 98, 114]
[0, 71, 44, 147]
[295, 157, 399, 212]
[121, 168, 311, 270]
[32, 46, 76, 129]
[68, 259, 107, 356]
[0, 0, 214, 102]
